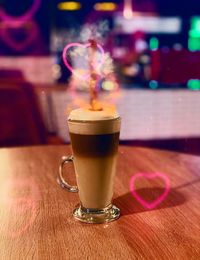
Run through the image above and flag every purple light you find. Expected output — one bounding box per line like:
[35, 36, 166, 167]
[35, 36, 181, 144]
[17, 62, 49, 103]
[0, 0, 41, 51]
[1, 21, 39, 51]
[0, 0, 41, 22]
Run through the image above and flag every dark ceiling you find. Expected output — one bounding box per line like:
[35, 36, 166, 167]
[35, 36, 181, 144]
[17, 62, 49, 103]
[1, 0, 199, 17]
[0, 0, 199, 42]
[0, 0, 198, 55]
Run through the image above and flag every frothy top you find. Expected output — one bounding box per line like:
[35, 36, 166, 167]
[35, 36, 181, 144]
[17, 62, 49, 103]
[68, 105, 120, 135]
[68, 105, 119, 121]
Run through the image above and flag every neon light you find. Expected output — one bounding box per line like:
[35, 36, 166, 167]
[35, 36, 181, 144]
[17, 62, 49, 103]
[149, 80, 158, 89]
[188, 38, 200, 51]
[62, 42, 105, 80]
[149, 37, 159, 50]
[187, 79, 200, 91]
[189, 30, 200, 38]
[191, 16, 200, 31]
[188, 16, 200, 51]
[0, 0, 41, 22]
[129, 172, 170, 209]
[94, 3, 117, 11]
[57, 2, 81, 11]
[0, 21, 39, 51]
[0, 0, 40, 51]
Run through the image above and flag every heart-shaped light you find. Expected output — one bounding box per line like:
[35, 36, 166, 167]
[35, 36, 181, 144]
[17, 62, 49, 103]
[1, 21, 39, 51]
[0, 0, 41, 22]
[129, 172, 170, 209]
[62, 42, 105, 80]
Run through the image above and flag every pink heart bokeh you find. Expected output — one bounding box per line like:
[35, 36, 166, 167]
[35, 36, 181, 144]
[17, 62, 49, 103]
[0, 0, 40, 22]
[62, 42, 105, 80]
[130, 172, 170, 209]
[1, 21, 39, 51]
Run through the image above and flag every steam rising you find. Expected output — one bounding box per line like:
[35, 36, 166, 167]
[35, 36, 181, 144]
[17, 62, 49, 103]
[64, 20, 115, 86]
[69, 49, 114, 78]
[61, 20, 120, 112]
[80, 21, 110, 43]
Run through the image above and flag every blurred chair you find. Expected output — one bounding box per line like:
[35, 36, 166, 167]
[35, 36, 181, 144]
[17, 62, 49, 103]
[0, 69, 47, 147]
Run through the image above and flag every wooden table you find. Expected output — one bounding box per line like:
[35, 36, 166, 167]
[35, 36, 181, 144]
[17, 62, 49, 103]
[0, 145, 199, 259]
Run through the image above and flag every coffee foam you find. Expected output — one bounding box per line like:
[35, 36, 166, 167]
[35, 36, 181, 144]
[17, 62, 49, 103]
[68, 106, 120, 135]
[68, 105, 119, 121]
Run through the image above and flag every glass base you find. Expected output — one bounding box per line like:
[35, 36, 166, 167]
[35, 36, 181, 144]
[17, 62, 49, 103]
[73, 204, 120, 224]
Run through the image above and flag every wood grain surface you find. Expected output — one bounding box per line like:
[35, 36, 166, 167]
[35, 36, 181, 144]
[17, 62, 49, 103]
[0, 145, 199, 260]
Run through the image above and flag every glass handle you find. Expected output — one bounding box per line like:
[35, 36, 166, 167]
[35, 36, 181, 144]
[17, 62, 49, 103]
[58, 155, 78, 193]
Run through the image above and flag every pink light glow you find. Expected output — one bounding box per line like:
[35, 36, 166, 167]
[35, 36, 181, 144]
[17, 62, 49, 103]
[1, 21, 39, 51]
[0, 0, 41, 51]
[62, 42, 105, 80]
[0, 0, 41, 22]
[129, 172, 170, 209]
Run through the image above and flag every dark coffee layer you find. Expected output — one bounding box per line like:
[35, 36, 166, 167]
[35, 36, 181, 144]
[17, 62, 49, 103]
[70, 132, 119, 157]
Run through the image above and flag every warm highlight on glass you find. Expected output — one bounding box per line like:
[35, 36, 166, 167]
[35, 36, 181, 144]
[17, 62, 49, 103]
[58, 107, 121, 224]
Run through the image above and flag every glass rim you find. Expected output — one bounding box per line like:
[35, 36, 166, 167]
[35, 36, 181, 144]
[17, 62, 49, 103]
[68, 116, 121, 124]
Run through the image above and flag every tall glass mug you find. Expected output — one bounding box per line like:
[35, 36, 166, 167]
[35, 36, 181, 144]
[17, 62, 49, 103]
[58, 106, 121, 223]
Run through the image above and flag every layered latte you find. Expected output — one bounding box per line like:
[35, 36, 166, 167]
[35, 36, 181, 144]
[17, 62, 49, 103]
[68, 105, 120, 209]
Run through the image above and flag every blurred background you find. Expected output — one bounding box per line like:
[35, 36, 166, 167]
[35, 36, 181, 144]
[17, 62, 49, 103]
[0, 0, 200, 154]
